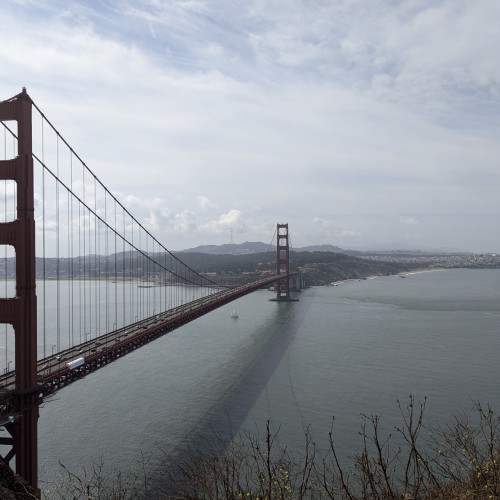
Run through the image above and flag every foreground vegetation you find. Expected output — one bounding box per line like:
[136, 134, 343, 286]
[40, 398, 500, 499]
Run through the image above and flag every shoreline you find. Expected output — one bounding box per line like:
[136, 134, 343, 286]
[327, 267, 447, 287]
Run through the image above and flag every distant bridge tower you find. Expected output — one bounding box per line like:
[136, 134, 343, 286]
[273, 223, 298, 302]
[0, 89, 39, 493]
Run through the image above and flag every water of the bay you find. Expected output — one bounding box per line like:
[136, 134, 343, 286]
[38, 268, 500, 495]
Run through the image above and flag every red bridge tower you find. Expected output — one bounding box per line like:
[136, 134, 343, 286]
[0, 89, 39, 493]
[273, 223, 299, 302]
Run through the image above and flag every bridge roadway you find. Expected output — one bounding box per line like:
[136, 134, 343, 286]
[0, 273, 292, 409]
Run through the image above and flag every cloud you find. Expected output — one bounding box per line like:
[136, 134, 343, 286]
[2, 0, 500, 252]
[200, 209, 247, 235]
[146, 208, 197, 233]
[312, 217, 357, 238]
[401, 217, 420, 226]
[196, 195, 216, 211]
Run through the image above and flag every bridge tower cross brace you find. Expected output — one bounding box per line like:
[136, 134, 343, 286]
[0, 89, 39, 493]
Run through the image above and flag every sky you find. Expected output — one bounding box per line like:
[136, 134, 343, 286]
[1, 0, 499, 253]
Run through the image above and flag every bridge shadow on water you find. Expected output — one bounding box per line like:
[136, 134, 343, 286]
[154, 291, 311, 494]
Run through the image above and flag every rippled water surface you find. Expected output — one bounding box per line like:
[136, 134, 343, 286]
[38, 269, 500, 494]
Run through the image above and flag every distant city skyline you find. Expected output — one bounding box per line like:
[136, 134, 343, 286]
[1, 1, 499, 253]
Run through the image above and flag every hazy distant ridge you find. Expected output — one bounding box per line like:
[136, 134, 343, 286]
[181, 242, 345, 255]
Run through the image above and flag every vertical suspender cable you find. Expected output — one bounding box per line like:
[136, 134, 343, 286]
[122, 206, 126, 327]
[114, 198, 117, 330]
[15, 97, 231, 358]
[94, 175, 99, 337]
[83, 166, 87, 340]
[78, 203, 82, 344]
[41, 117, 46, 358]
[146, 232, 149, 316]
[139, 229, 142, 319]
[88, 179, 93, 338]
[56, 135, 60, 352]
[3, 126, 7, 369]
[70, 151, 74, 347]
[161, 249, 164, 312]
[136, 222, 139, 319]
[67, 169, 71, 347]
[105, 191, 109, 333]
[130, 220, 134, 324]
[153, 239, 157, 315]
[12, 133, 15, 367]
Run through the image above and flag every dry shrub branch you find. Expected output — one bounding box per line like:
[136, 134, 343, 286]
[46, 398, 500, 499]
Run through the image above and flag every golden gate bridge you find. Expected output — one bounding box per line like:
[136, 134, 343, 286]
[0, 89, 298, 494]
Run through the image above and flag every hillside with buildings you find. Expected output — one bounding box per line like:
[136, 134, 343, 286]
[1, 245, 497, 287]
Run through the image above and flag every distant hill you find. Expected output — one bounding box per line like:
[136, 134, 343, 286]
[181, 242, 348, 255]
[181, 241, 271, 255]
[296, 244, 347, 253]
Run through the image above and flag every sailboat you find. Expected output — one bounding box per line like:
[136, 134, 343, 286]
[230, 309, 239, 319]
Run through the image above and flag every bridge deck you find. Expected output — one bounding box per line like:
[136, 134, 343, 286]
[0, 273, 294, 406]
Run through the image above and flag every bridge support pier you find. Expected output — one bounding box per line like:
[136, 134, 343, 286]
[269, 223, 298, 302]
[0, 89, 40, 495]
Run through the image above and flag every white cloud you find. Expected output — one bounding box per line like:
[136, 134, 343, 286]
[2, 0, 500, 252]
[196, 195, 216, 211]
[200, 209, 247, 235]
[146, 208, 197, 233]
